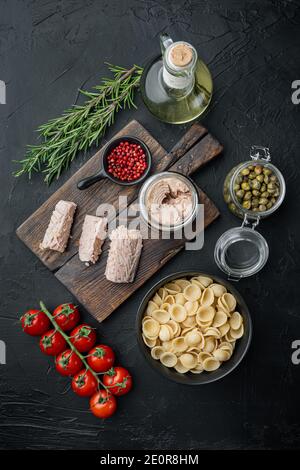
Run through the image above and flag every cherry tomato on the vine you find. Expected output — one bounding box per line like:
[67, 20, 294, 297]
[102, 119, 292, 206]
[55, 349, 83, 376]
[21, 309, 50, 336]
[103, 366, 132, 396]
[39, 329, 66, 356]
[53, 303, 80, 331]
[72, 369, 98, 397]
[87, 345, 115, 373]
[90, 390, 117, 419]
[70, 324, 96, 353]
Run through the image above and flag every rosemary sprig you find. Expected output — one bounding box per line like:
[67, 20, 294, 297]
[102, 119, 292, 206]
[14, 63, 143, 184]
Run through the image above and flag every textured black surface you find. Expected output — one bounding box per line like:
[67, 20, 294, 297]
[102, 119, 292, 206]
[1, 0, 300, 450]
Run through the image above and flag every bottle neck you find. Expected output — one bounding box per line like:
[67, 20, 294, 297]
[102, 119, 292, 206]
[161, 42, 197, 95]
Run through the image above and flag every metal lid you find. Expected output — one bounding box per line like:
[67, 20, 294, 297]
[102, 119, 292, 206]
[214, 226, 269, 280]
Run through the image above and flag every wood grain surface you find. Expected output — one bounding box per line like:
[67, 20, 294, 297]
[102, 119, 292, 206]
[16, 120, 207, 271]
[17, 119, 223, 322]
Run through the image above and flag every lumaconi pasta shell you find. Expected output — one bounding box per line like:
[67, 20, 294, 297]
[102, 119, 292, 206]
[170, 303, 187, 322]
[152, 293, 163, 307]
[162, 340, 173, 352]
[225, 331, 237, 343]
[203, 327, 221, 338]
[190, 277, 203, 288]
[221, 293, 237, 312]
[191, 363, 204, 373]
[230, 324, 244, 339]
[142, 334, 157, 348]
[198, 352, 212, 364]
[213, 348, 231, 362]
[203, 337, 216, 353]
[181, 326, 194, 336]
[183, 284, 202, 302]
[212, 311, 228, 328]
[182, 316, 197, 328]
[164, 295, 175, 305]
[210, 283, 227, 297]
[159, 324, 172, 342]
[174, 362, 189, 373]
[146, 301, 158, 315]
[167, 319, 180, 336]
[152, 309, 171, 324]
[198, 276, 213, 287]
[142, 315, 153, 323]
[161, 302, 171, 312]
[229, 312, 243, 330]
[142, 319, 160, 338]
[202, 357, 220, 371]
[151, 346, 164, 360]
[175, 293, 186, 305]
[197, 305, 215, 323]
[175, 279, 191, 290]
[165, 282, 181, 294]
[179, 353, 198, 369]
[172, 336, 188, 353]
[185, 301, 198, 316]
[160, 352, 177, 368]
[184, 329, 203, 346]
[158, 287, 167, 301]
[219, 322, 230, 337]
[201, 287, 214, 307]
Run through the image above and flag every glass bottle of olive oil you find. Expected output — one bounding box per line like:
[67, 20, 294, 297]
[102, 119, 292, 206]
[140, 34, 213, 124]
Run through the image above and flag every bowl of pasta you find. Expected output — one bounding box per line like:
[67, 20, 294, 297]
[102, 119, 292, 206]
[136, 272, 252, 384]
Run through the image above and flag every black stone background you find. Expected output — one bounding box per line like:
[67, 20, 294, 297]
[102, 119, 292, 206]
[0, 0, 300, 450]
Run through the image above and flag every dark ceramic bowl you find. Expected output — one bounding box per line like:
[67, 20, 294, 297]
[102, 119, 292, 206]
[136, 271, 252, 385]
[77, 135, 152, 190]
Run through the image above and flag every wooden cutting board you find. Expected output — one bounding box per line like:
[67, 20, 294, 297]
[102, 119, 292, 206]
[17, 120, 223, 322]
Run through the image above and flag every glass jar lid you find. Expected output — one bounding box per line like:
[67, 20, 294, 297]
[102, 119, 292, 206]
[214, 226, 269, 279]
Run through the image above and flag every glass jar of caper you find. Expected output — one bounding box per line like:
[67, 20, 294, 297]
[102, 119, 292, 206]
[223, 146, 285, 219]
[215, 146, 286, 280]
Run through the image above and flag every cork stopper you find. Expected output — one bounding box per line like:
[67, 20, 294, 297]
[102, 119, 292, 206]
[170, 43, 193, 67]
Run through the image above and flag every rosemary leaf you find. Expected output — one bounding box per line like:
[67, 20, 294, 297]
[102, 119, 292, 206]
[14, 63, 143, 184]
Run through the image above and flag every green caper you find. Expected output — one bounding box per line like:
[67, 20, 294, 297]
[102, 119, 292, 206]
[252, 179, 261, 190]
[249, 172, 256, 179]
[261, 183, 267, 192]
[252, 189, 260, 197]
[267, 182, 276, 190]
[252, 207, 259, 212]
[259, 197, 268, 205]
[271, 197, 276, 204]
[264, 175, 269, 184]
[236, 189, 245, 199]
[234, 183, 240, 192]
[244, 191, 252, 201]
[241, 182, 250, 191]
[236, 175, 243, 185]
[266, 201, 273, 209]
[259, 204, 267, 212]
[263, 168, 272, 176]
[254, 165, 263, 175]
[251, 198, 259, 207]
[241, 168, 250, 176]
[242, 200, 251, 210]
[248, 165, 254, 171]
[270, 175, 277, 182]
[261, 191, 270, 198]
[256, 174, 264, 183]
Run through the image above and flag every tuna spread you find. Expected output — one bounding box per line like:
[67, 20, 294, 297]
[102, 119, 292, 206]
[146, 177, 193, 227]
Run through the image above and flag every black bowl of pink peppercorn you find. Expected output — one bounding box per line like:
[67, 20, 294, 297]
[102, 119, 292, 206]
[77, 136, 152, 190]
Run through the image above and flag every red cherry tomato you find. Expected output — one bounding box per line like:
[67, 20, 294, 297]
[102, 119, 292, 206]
[53, 303, 80, 331]
[90, 390, 117, 419]
[55, 349, 83, 377]
[39, 329, 66, 356]
[87, 345, 115, 373]
[21, 309, 50, 336]
[103, 366, 132, 396]
[72, 370, 98, 397]
[70, 324, 96, 353]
